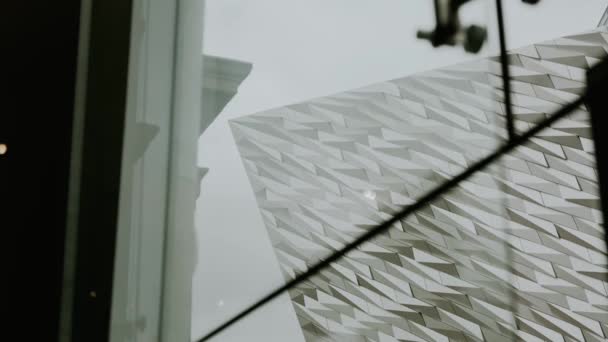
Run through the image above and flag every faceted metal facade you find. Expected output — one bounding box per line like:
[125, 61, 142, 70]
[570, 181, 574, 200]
[231, 27, 608, 342]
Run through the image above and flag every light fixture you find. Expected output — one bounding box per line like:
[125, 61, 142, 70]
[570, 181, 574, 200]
[416, 0, 487, 54]
[0, 144, 7, 155]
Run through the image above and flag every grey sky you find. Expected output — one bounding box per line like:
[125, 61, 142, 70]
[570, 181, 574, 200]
[192, 1, 608, 341]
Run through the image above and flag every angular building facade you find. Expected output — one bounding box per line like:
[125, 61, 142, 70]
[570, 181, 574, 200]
[231, 27, 608, 342]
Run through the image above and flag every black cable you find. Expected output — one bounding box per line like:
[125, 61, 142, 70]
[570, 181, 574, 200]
[196, 95, 587, 342]
[496, 0, 515, 141]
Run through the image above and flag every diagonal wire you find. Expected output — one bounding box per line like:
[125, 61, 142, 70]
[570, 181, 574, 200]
[196, 94, 587, 342]
[496, 0, 515, 141]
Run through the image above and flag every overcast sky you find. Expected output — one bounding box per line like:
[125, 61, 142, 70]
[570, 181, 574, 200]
[192, 1, 608, 341]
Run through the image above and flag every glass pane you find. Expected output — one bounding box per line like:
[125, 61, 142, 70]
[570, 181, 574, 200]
[192, 2, 608, 342]
[194, 1, 504, 340]
[105, 1, 608, 342]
